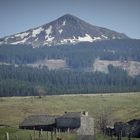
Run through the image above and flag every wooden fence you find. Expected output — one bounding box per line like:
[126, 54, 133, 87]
[4, 129, 76, 140]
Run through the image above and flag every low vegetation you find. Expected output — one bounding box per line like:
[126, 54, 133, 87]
[0, 93, 140, 139]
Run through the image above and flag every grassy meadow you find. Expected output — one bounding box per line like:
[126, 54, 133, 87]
[0, 92, 140, 139]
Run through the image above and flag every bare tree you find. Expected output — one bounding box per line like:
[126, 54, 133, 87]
[36, 86, 46, 98]
[97, 106, 114, 135]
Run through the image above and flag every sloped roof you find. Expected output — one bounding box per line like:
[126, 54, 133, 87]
[56, 112, 82, 129]
[19, 112, 87, 128]
[20, 115, 57, 127]
[62, 112, 82, 118]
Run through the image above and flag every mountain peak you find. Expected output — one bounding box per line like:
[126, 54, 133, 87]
[57, 14, 88, 25]
[59, 14, 78, 19]
[0, 14, 129, 47]
[61, 14, 76, 18]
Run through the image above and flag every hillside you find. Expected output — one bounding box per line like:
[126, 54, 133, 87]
[94, 59, 140, 77]
[0, 39, 140, 96]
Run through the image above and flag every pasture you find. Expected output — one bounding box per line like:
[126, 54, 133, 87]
[0, 93, 140, 139]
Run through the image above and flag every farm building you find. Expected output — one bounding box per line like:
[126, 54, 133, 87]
[56, 112, 81, 130]
[19, 111, 94, 135]
[19, 115, 57, 131]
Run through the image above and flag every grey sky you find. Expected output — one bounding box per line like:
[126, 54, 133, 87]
[0, 0, 140, 39]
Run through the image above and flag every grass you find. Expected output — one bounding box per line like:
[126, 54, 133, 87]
[0, 127, 77, 140]
[0, 127, 140, 140]
[0, 92, 140, 139]
[0, 127, 33, 140]
[96, 133, 140, 140]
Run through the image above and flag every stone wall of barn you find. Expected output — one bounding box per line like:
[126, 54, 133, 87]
[76, 116, 94, 135]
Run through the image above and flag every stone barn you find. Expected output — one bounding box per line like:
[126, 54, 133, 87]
[56, 112, 81, 131]
[56, 112, 94, 135]
[19, 111, 94, 136]
[19, 115, 57, 131]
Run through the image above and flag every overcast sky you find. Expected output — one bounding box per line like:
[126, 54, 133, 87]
[0, 0, 140, 39]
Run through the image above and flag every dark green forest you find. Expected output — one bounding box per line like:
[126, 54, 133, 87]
[0, 65, 140, 97]
[0, 39, 140, 96]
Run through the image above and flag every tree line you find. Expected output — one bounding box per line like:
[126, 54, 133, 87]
[0, 65, 140, 97]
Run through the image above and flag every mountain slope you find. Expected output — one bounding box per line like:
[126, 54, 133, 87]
[0, 14, 129, 47]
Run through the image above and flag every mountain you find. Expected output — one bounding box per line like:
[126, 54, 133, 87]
[0, 14, 129, 47]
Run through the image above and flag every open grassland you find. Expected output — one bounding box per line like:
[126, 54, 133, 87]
[0, 127, 77, 140]
[0, 92, 140, 127]
[0, 127, 140, 140]
[0, 93, 140, 140]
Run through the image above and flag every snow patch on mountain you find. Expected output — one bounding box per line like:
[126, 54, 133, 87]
[93, 36, 101, 41]
[44, 36, 54, 45]
[78, 34, 93, 42]
[47, 36, 54, 42]
[45, 26, 52, 35]
[101, 35, 108, 39]
[59, 29, 63, 34]
[4, 37, 9, 44]
[14, 32, 29, 39]
[35, 38, 38, 41]
[44, 25, 54, 44]
[32, 27, 44, 37]
[59, 34, 102, 45]
[11, 37, 29, 45]
[112, 36, 116, 39]
[45, 26, 53, 39]
[60, 38, 76, 44]
[62, 20, 66, 26]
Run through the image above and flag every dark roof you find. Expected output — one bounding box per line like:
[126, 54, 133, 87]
[55, 112, 82, 129]
[20, 115, 57, 127]
[56, 117, 81, 129]
[62, 112, 82, 118]
[19, 112, 87, 129]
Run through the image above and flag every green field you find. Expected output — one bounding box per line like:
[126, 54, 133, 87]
[0, 93, 140, 139]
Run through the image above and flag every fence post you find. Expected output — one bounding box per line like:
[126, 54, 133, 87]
[30, 134, 32, 140]
[46, 131, 48, 140]
[33, 127, 35, 140]
[51, 131, 53, 140]
[58, 129, 61, 137]
[5, 132, 9, 140]
[68, 128, 70, 133]
[39, 129, 43, 139]
[54, 128, 56, 138]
